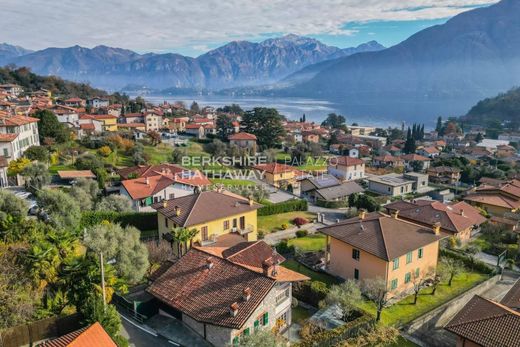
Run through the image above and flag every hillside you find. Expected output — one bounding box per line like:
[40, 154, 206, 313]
[463, 87, 520, 129]
[283, 0, 520, 107]
[0, 66, 109, 99]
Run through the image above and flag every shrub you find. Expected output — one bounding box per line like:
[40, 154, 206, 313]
[296, 229, 309, 238]
[281, 223, 289, 230]
[316, 199, 348, 208]
[257, 230, 265, 240]
[440, 248, 495, 274]
[275, 239, 294, 255]
[258, 199, 308, 216]
[98, 146, 112, 157]
[293, 217, 309, 227]
[80, 211, 158, 231]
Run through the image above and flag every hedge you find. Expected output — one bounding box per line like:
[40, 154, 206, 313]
[80, 211, 158, 231]
[440, 248, 496, 275]
[315, 199, 347, 208]
[258, 199, 308, 216]
[292, 280, 328, 308]
[294, 313, 374, 347]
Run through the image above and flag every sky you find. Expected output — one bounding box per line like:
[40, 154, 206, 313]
[2, 0, 499, 57]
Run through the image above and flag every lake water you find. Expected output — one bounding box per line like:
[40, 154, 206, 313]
[140, 94, 475, 129]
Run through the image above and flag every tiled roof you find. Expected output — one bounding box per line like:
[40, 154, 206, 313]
[0, 114, 39, 126]
[152, 190, 262, 227]
[0, 133, 18, 142]
[57, 170, 96, 179]
[38, 322, 116, 347]
[147, 248, 276, 329]
[121, 175, 175, 200]
[253, 162, 299, 174]
[400, 153, 431, 162]
[315, 181, 364, 201]
[319, 212, 445, 261]
[422, 146, 440, 154]
[228, 132, 257, 141]
[332, 156, 364, 166]
[117, 164, 185, 180]
[464, 194, 520, 209]
[500, 279, 520, 311]
[373, 155, 402, 163]
[428, 166, 461, 173]
[79, 123, 95, 130]
[445, 295, 520, 347]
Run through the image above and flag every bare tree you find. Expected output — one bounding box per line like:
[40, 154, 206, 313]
[438, 257, 465, 286]
[146, 240, 173, 275]
[320, 279, 362, 321]
[410, 269, 428, 304]
[361, 277, 389, 322]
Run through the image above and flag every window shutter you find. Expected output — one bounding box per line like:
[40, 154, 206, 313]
[263, 312, 269, 325]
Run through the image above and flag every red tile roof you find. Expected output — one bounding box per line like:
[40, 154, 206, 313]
[117, 164, 185, 180]
[331, 156, 364, 167]
[253, 162, 299, 174]
[79, 123, 95, 130]
[400, 153, 431, 162]
[57, 170, 96, 179]
[122, 175, 176, 200]
[0, 133, 18, 142]
[228, 132, 257, 141]
[0, 114, 39, 126]
[38, 322, 116, 347]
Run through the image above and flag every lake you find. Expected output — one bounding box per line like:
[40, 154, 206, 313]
[140, 94, 475, 129]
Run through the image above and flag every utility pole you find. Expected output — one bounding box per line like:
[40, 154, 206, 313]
[100, 252, 107, 311]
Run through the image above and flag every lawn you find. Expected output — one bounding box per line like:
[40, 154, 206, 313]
[48, 163, 75, 174]
[258, 211, 316, 234]
[210, 178, 256, 187]
[282, 259, 340, 286]
[292, 306, 313, 325]
[143, 143, 174, 164]
[357, 271, 489, 326]
[288, 234, 326, 252]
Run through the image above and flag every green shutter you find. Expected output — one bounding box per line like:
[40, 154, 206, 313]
[145, 196, 152, 206]
[263, 312, 269, 325]
[244, 328, 250, 336]
[254, 320, 259, 331]
[233, 336, 239, 346]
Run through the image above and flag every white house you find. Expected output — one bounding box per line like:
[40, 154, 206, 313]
[0, 114, 40, 161]
[327, 156, 365, 181]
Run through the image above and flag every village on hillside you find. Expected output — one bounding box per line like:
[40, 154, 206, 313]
[1, 82, 520, 347]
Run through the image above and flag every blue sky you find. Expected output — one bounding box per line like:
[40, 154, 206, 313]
[2, 0, 499, 56]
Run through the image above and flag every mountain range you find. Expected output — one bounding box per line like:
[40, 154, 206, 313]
[0, 36, 384, 91]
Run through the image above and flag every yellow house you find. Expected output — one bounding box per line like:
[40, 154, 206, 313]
[91, 114, 118, 132]
[320, 210, 446, 299]
[253, 163, 304, 189]
[153, 190, 261, 255]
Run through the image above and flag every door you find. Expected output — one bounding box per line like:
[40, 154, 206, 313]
[239, 216, 245, 229]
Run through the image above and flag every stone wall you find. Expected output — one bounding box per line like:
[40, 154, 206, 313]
[402, 275, 499, 347]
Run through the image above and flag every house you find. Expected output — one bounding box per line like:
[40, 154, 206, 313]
[348, 126, 376, 136]
[169, 117, 189, 132]
[119, 165, 211, 212]
[489, 216, 519, 232]
[253, 163, 307, 191]
[64, 97, 86, 108]
[228, 132, 257, 153]
[496, 144, 517, 158]
[117, 123, 146, 133]
[0, 156, 8, 187]
[464, 179, 520, 216]
[145, 112, 163, 132]
[320, 210, 445, 299]
[477, 139, 510, 152]
[80, 114, 118, 132]
[153, 190, 262, 251]
[87, 97, 109, 109]
[37, 322, 116, 347]
[300, 174, 363, 203]
[329, 144, 359, 158]
[403, 172, 430, 193]
[400, 153, 431, 171]
[52, 105, 80, 128]
[302, 131, 320, 143]
[0, 84, 23, 97]
[427, 166, 461, 185]
[327, 156, 365, 181]
[384, 200, 486, 241]
[0, 114, 40, 161]
[147, 240, 308, 346]
[418, 146, 440, 158]
[444, 279, 520, 347]
[367, 173, 415, 197]
[121, 112, 144, 124]
[372, 155, 404, 168]
[185, 124, 205, 139]
[57, 170, 96, 184]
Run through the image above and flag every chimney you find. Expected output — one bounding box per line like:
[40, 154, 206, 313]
[229, 302, 239, 317]
[460, 209, 465, 217]
[242, 287, 251, 302]
[206, 257, 214, 270]
[174, 206, 181, 216]
[358, 209, 367, 220]
[391, 210, 399, 219]
[433, 222, 441, 235]
[145, 177, 149, 185]
[248, 196, 254, 206]
[163, 200, 168, 208]
[262, 261, 272, 276]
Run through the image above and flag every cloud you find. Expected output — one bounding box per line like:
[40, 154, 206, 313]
[1, 0, 499, 51]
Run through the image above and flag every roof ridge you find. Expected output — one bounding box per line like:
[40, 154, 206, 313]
[226, 241, 261, 260]
[448, 295, 520, 329]
[378, 216, 390, 261]
[182, 192, 203, 227]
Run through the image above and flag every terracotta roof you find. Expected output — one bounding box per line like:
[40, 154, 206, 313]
[228, 132, 257, 141]
[147, 248, 276, 329]
[331, 156, 364, 166]
[319, 212, 446, 261]
[117, 123, 145, 128]
[0, 114, 39, 126]
[253, 162, 299, 174]
[65, 97, 84, 103]
[385, 200, 486, 234]
[121, 113, 143, 118]
[373, 155, 402, 163]
[152, 190, 261, 227]
[0, 133, 18, 142]
[445, 295, 520, 347]
[422, 146, 440, 154]
[121, 175, 176, 200]
[117, 164, 185, 180]
[464, 194, 520, 209]
[38, 322, 116, 347]
[185, 124, 203, 129]
[57, 170, 96, 179]
[400, 153, 431, 162]
[79, 123, 95, 130]
[501, 279, 520, 310]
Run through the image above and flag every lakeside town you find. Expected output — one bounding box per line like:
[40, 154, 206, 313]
[0, 78, 519, 347]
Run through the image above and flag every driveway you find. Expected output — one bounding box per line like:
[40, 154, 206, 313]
[120, 315, 172, 347]
[146, 314, 212, 347]
[263, 222, 325, 245]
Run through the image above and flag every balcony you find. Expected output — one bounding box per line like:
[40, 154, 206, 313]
[200, 234, 218, 246]
[234, 224, 254, 236]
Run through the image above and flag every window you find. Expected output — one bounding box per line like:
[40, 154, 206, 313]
[262, 312, 269, 326]
[254, 320, 260, 332]
[352, 249, 360, 261]
[406, 251, 413, 264]
[223, 220, 230, 230]
[415, 268, 420, 277]
[392, 258, 399, 270]
[243, 328, 250, 337]
[405, 272, 411, 284]
[418, 248, 423, 259]
[391, 279, 398, 290]
[164, 218, 168, 228]
[240, 216, 245, 229]
[278, 312, 288, 326]
[354, 268, 359, 280]
[201, 226, 208, 241]
[169, 193, 175, 199]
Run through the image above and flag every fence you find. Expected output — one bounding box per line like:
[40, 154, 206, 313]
[0, 313, 83, 347]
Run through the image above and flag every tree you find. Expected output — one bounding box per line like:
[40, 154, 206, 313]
[7, 157, 30, 176]
[465, 244, 481, 270]
[84, 223, 149, 284]
[216, 114, 235, 140]
[321, 113, 346, 129]
[404, 127, 416, 154]
[475, 132, 484, 143]
[146, 240, 173, 275]
[96, 195, 132, 212]
[148, 130, 162, 146]
[204, 139, 228, 157]
[410, 269, 429, 304]
[340, 325, 399, 347]
[0, 189, 28, 220]
[97, 145, 112, 157]
[436, 116, 443, 133]
[75, 153, 103, 171]
[34, 109, 69, 143]
[22, 162, 51, 193]
[24, 145, 50, 162]
[237, 329, 284, 347]
[438, 257, 464, 286]
[362, 277, 389, 322]
[241, 108, 285, 150]
[80, 293, 128, 347]
[74, 178, 100, 201]
[36, 189, 81, 231]
[69, 184, 95, 211]
[190, 101, 200, 113]
[320, 279, 362, 321]
[169, 227, 198, 256]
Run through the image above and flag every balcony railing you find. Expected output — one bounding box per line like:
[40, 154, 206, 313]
[200, 234, 218, 246]
[235, 224, 254, 235]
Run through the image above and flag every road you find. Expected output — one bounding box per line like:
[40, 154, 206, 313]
[120, 315, 173, 347]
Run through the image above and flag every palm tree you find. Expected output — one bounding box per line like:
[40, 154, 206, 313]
[170, 227, 199, 256]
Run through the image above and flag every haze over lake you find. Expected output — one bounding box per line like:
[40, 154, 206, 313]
[140, 94, 476, 129]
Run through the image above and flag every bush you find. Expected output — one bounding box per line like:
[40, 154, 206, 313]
[80, 211, 158, 231]
[440, 248, 495, 275]
[296, 229, 309, 238]
[281, 223, 289, 230]
[275, 239, 294, 255]
[257, 230, 265, 240]
[293, 281, 329, 308]
[98, 146, 112, 157]
[24, 145, 50, 161]
[293, 217, 309, 227]
[258, 199, 308, 216]
[316, 199, 348, 208]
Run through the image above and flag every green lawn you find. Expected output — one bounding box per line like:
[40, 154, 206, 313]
[210, 178, 257, 187]
[258, 211, 316, 234]
[143, 143, 174, 164]
[288, 234, 326, 252]
[48, 163, 75, 174]
[282, 259, 340, 286]
[357, 271, 488, 326]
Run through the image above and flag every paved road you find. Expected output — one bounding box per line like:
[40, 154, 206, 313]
[476, 251, 520, 272]
[120, 315, 172, 347]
